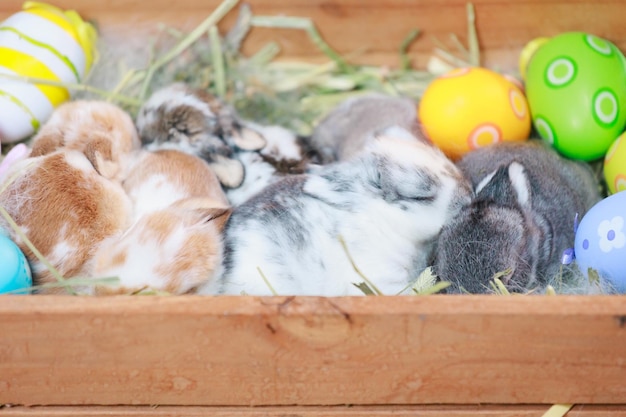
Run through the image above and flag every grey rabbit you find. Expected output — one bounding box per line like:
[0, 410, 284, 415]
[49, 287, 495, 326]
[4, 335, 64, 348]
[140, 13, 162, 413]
[198, 126, 472, 296]
[310, 93, 427, 164]
[433, 140, 602, 294]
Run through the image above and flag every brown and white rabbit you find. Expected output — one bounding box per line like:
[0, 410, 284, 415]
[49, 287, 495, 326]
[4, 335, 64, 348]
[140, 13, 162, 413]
[90, 149, 232, 294]
[433, 140, 602, 294]
[0, 101, 140, 293]
[29, 100, 141, 181]
[0, 150, 133, 292]
[121, 149, 229, 220]
[198, 126, 472, 296]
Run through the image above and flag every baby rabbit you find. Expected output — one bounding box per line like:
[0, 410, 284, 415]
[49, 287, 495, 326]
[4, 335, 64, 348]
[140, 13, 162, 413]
[136, 83, 319, 205]
[0, 101, 140, 292]
[433, 140, 601, 294]
[310, 93, 426, 164]
[122, 149, 229, 219]
[136, 82, 266, 189]
[0, 150, 132, 292]
[224, 122, 315, 206]
[198, 127, 472, 296]
[29, 100, 141, 181]
[90, 149, 232, 294]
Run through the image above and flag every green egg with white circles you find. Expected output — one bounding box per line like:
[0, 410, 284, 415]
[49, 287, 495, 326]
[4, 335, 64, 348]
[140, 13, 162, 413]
[526, 32, 626, 161]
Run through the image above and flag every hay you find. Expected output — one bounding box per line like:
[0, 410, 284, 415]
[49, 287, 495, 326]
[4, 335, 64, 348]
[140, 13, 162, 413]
[339, 235, 385, 296]
[0, 0, 474, 142]
[542, 404, 574, 417]
[67, 0, 458, 136]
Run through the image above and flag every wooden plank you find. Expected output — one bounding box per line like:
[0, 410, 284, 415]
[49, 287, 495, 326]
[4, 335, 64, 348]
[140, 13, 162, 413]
[2, 405, 626, 417]
[1, 0, 626, 70]
[0, 296, 625, 406]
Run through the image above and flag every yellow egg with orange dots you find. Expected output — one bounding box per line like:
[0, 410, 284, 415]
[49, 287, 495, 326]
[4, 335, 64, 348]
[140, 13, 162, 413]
[418, 67, 531, 160]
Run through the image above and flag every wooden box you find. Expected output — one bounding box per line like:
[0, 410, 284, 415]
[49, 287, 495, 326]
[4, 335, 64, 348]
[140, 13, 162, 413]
[1, 1, 626, 415]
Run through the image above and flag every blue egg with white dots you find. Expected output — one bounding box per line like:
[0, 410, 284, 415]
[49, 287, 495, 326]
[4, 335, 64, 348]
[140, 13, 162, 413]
[0, 234, 32, 294]
[574, 191, 626, 293]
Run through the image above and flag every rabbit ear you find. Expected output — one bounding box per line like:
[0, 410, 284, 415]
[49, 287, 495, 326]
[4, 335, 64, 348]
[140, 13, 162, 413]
[83, 136, 119, 179]
[207, 154, 245, 188]
[30, 132, 63, 157]
[231, 125, 267, 151]
[507, 162, 531, 207]
[475, 162, 531, 208]
[200, 206, 232, 232]
[375, 125, 418, 142]
[172, 197, 232, 232]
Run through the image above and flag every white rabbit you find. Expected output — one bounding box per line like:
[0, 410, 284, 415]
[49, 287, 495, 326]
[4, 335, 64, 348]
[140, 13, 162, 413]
[198, 126, 472, 296]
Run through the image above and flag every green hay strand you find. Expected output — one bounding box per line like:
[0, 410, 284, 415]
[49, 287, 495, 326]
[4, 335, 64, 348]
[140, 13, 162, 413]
[257, 266, 278, 296]
[338, 235, 384, 296]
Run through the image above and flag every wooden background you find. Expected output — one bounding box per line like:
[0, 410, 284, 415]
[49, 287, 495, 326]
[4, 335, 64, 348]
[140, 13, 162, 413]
[2, 0, 626, 71]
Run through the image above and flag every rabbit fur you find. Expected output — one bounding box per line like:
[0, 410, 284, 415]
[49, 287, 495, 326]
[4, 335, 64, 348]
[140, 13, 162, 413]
[29, 100, 141, 181]
[0, 150, 133, 292]
[433, 140, 602, 294]
[135, 83, 318, 206]
[310, 93, 427, 164]
[198, 126, 472, 296]
[90, 149, 232, 294]
[0, 101, 141, 292]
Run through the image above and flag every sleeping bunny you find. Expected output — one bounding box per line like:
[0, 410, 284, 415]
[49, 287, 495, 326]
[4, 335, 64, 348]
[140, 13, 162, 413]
[136, 83, 318, 205]
[90, 149, 232, 295]
[29, 100, 141, 181]
[0, 149, 133, 292]
[0, 101, 140, 293]
[433, 140, 602, 294]
[198, 126, 472, 296]
[309, 93, 427, 164]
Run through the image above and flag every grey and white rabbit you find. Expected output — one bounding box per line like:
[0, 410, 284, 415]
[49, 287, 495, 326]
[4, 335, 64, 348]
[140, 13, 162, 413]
[198, 127, 472, 296]
[136, 83, 317, 204]
[310, 93, 427, 164]
[433, 140, 602, 294]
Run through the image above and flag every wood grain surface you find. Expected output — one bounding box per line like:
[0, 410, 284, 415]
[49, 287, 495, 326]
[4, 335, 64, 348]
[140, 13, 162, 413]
[0, 295, 625, 406]
[1, 0, 626, 70]
[2, 405, 626, 417]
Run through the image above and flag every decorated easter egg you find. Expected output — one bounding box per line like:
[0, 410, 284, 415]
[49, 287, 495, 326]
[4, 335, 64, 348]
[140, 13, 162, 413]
[525, 32, 626, 161]
[603, 132, 626, 194]
[0, 2, 97, 143]
[574, 191, 626, 293]
[0, 233, 32, 294]
[518, 37, 550, 80]
[418, 67, 531, 160]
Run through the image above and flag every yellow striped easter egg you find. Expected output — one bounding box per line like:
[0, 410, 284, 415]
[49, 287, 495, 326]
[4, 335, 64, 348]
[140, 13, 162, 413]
[0, 2, 97, 144]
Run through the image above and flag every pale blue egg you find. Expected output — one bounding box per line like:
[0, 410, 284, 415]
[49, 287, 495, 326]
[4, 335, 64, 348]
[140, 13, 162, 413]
[574, 191, 626, 293]
[0, 234, 32, 294]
